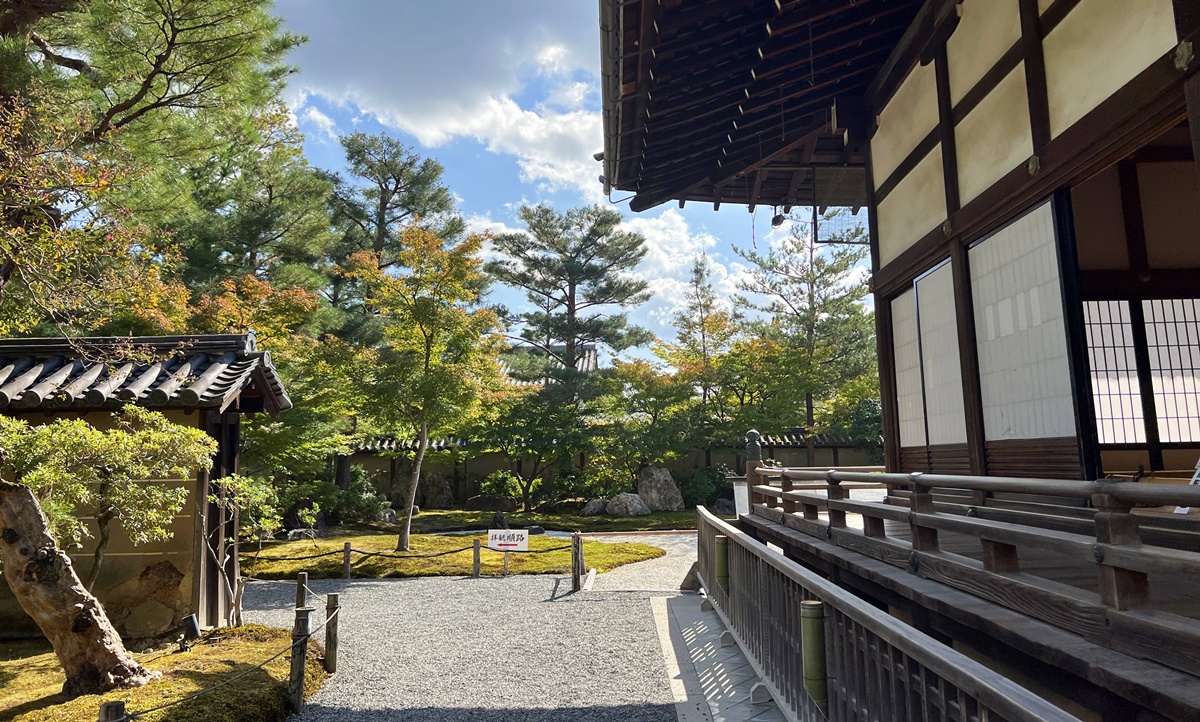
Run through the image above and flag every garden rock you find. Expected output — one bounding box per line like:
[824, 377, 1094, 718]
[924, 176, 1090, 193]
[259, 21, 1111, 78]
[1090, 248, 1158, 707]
[712, 498, 737, 515]
[376, 507, 398, 524]
[287, 528, 318, 541]
[465, 494, 517, 512]
[527, 525, 545, 535]
[637, 467, 685, 511]
[420, 475, 455, 509]
[606, 493, 652, 517]
[580, 498, 608, 516]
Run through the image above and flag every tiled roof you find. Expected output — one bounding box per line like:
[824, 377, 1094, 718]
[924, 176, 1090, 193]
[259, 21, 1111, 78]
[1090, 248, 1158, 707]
[760, 431, 867, 449]
[0, 333, 291, 413]
[497, 344, 600, 386]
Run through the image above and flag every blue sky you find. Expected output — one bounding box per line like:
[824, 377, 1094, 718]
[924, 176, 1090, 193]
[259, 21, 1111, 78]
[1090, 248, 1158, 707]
[276, 0, 802, 349]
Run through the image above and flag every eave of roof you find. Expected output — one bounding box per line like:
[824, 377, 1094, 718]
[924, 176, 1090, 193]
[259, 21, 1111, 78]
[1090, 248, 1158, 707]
[600, 0, 924, 212]
[0, 332, 292, 414]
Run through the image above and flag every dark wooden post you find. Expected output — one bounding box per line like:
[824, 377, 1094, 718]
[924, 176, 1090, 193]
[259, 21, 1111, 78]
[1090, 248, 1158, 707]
[1093, 488, 1150, 610]
[324, 593, 339, 674]
[295, 572, 307, 609]
[827, 471, 846, 529]
[472, 538, 481, 578]
[289, 606, 313, 713]
[343, 542, 352, 580]
[908, 473, 939, 552]
[746, 430, 768, 507]
[781, 470, 796, 514]
[715, 533, 729, 591]
[98, 701, 125, 721]
[571, 533, 583, 592]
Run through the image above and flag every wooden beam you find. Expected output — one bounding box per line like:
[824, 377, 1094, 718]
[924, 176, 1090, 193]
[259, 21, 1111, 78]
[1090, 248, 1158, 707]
[1128, 300, 1165, 471]
[934, 45, 960, 214]
[1019, 0, 1052, 151]
[866, 0, 961, 112]
[749, 170, 765, 211]
[1117, 161, 1151, 279]
[949, 242, 986, 475]
[1080, 269, 1200, 299]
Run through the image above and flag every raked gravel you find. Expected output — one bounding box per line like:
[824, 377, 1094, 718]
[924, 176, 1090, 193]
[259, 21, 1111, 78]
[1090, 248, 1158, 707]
[242, 574, 678, 721]
[588, 533, 697, 592]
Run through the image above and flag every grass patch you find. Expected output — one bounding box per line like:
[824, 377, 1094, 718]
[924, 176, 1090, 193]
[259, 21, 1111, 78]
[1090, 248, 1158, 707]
[0, 625, 325, 722]
[409, 508, 701, 533]
[242, 530, 666, 580]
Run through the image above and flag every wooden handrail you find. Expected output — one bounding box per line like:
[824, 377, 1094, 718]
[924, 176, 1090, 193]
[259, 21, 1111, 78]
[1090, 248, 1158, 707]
[697, 507, 1083, 722]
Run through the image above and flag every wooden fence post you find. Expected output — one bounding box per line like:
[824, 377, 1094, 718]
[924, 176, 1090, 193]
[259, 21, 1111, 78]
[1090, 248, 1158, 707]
[98, 701, 125, 722]
[472, 538, 481, 577]
[343, 542, 352, 580]
[827, 471, 846, 529]
[324, 593, 340, 674]
[746, 429, 764, 507]
[801, 600, 828, 714]
[295, 572, 308, 609]
[1093, 489, 1150, 610]
[571, 533, 582, 592]
[908, 474, 939, 553]
[289, 606, 313, 713]
[715, 534, 729, 591]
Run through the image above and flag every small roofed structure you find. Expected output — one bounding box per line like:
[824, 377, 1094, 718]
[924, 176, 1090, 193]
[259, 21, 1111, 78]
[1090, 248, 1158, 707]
[0, 332, 291, 639]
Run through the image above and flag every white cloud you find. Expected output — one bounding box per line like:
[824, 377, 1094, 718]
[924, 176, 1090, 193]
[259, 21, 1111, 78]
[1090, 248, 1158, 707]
[300, 106, 338, 140]
[277, 1, 603, 199]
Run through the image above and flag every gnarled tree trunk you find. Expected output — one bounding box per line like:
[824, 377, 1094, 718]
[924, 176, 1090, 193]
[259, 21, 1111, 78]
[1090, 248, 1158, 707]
[0, 481, 158, 698]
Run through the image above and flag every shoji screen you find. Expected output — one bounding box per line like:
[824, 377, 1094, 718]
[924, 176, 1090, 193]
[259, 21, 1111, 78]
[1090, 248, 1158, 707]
[892, 288, 926, 448]
[970, 202, 1076, 440]
[915, 263, 967, 445]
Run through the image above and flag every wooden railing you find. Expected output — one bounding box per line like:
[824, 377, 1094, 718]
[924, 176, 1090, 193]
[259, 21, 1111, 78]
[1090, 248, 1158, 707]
[697, 507, 1083, 722]
[747, 468, 1200, 679]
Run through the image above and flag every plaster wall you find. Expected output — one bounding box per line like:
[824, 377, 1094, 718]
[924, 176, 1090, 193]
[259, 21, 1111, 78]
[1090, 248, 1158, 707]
[1043, 0, 1177, 139]
[871, 61, 939, 186]
[955, 64, 1033, 205]
[946, 0, 1021, 105]
[878, 144, 947, 266]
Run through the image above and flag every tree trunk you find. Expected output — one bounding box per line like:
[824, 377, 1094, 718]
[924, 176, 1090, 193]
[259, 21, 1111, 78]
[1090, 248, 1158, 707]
[396, 423, 428, 551]
[334, 454, 352, 490]
[806, 392, 816, 467]
[0, 481, 157, 698]
[83, 508, 113, 591]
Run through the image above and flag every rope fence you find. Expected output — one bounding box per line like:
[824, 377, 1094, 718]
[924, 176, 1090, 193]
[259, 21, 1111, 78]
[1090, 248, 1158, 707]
[244, 539, 576, 579]
[98, 533, 590, 720]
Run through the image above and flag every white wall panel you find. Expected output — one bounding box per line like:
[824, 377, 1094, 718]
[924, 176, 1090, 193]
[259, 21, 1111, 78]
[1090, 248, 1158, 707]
[892, 289, 927, 448]
[871, 62, 939, 186]
[878, 144, 947, 267]
[955, 64, 1033, 205]
[947, 0, 1022, 105]
[971, 202, 1077, 440]
[916, 263, 968, 445]
[1043, 0, 1177, 139]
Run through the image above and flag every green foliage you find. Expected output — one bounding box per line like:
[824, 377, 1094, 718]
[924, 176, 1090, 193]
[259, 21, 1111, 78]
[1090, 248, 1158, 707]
[0, 407, 216, 546]
[677, 466, 729, 507]
[277, 467, 384, 527]
[480, 469, 520, 499]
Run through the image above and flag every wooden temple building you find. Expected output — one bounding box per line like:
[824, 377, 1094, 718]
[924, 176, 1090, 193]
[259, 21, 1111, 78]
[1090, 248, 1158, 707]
[0, 333, 290, 638]
[602, 1, 1200, 720]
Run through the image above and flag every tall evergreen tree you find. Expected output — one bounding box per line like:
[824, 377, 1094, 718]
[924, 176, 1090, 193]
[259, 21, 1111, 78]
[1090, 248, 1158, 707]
[487, 204, 652, 375]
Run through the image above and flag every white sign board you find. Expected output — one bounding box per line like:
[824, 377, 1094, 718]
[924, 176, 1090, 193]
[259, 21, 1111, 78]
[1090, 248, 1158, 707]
[1173, 458, 1200, 514]
[487, 529, 528, 552]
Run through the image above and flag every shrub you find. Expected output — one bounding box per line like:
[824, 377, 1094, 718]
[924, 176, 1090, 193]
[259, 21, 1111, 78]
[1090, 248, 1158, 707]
[481, 469, 520, 498]
[678, 466, 730, 506]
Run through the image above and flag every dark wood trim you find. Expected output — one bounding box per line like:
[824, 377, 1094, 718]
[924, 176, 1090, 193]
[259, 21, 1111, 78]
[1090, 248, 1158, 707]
[1116, 160, 1151, 279]
[1080, 269, 1200, 299]
[875, 40, 1194, 298]
[1040, 0, 1083, 37]
[1127, 300, 1166, 471]
[949, 242, 986, 475]
[934, 45, 961, 214]
[874, 127, 940, 204]
[1051, 189, 1101, 480]
[983, 437, 1083, 479]
[1174, 0, 1200, 38]
[1018, 0, 1051, 151]
[927, 442, 972, 475]
[866, 0, 961, 113]
[866, 139, 901, 472]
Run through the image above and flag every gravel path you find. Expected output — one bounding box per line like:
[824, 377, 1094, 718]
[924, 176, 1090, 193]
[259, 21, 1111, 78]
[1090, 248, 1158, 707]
[242, 575, 677, 721]
[588, 533, 696, 592]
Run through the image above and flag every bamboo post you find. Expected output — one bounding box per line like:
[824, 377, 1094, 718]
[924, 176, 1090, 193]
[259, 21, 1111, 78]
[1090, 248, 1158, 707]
[98, 701, 125, 721]
[289, 606, 313, 713]
[714, 534, 729, 592]
[801, 600, 828, 714]
[343, 542, 352, 580]
[295, 572, 308, 609]
[472, 538, 481, 577]
[324, 593, 340, 674]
